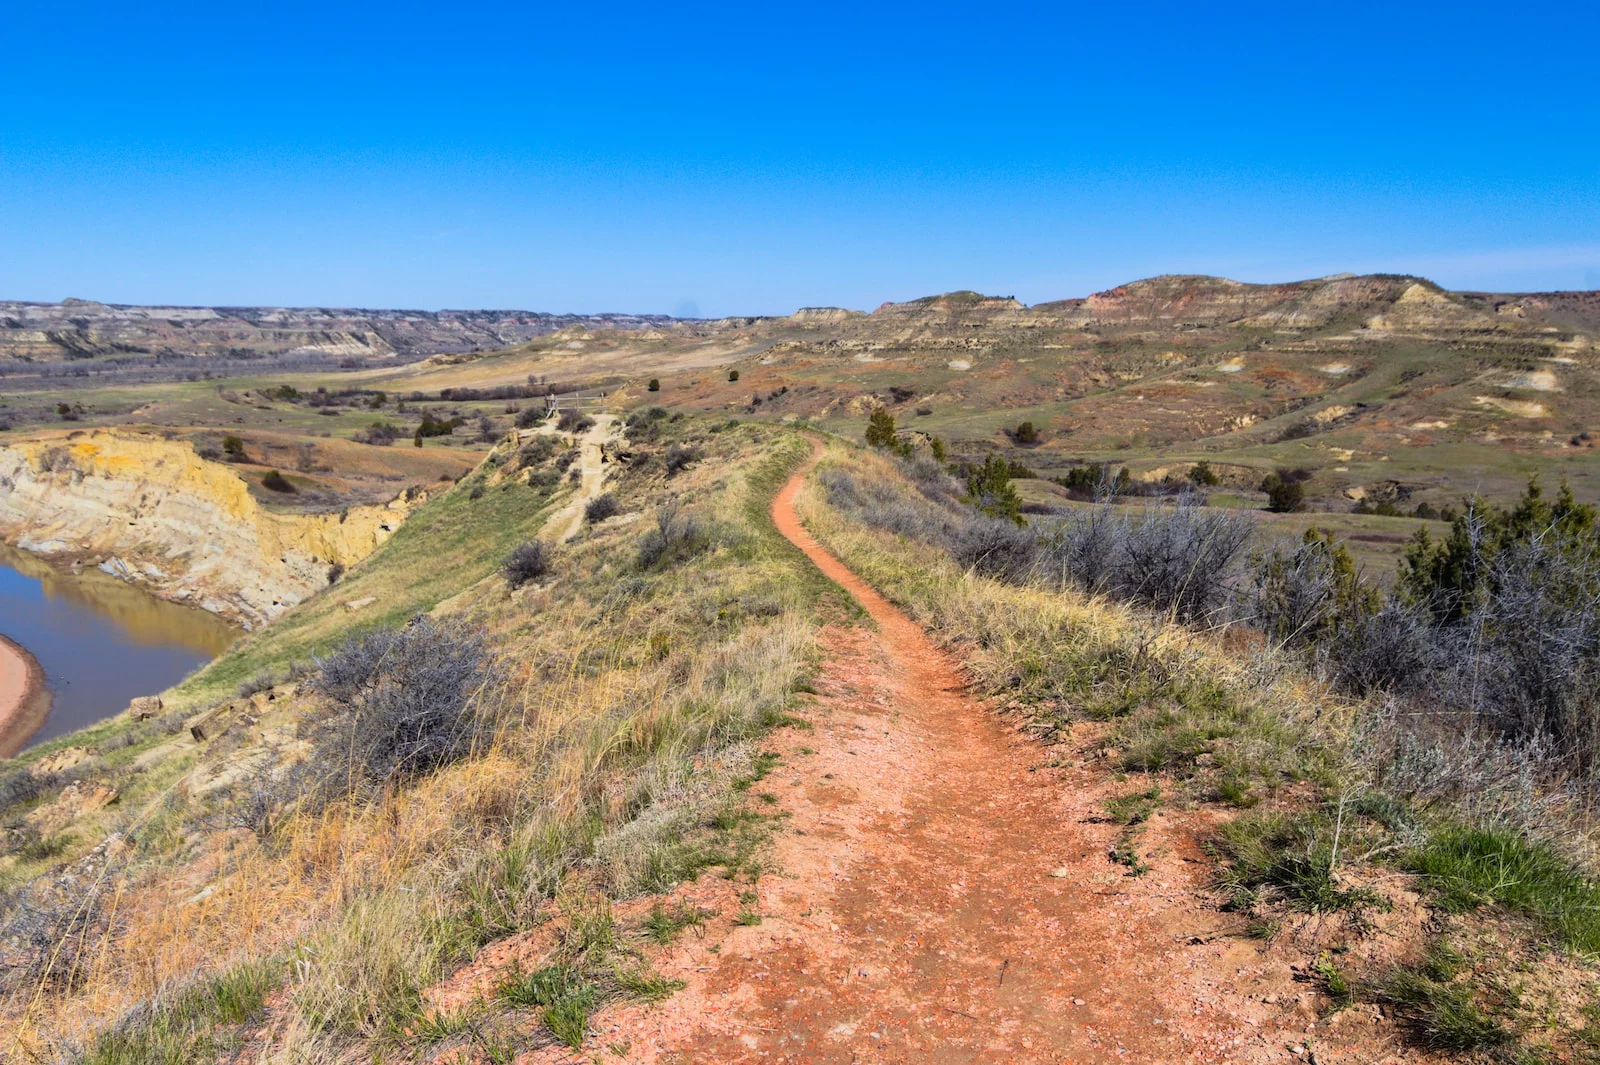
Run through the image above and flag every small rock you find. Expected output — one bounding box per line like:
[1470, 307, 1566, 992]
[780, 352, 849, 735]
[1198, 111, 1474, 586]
[1050, 867, 1069, 878]
[1073, 998, 1086, 1006]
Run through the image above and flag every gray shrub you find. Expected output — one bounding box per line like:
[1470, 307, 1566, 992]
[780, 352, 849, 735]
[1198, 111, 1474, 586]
[637, 500, 709, 568]
[503, 540, 549, 589]
[1110, 493, 1253, 622]
[312, 616, 493, 785]
[816, 467, 965, 545]
[1327, 601, 1442, 696]
[1036, 496, 1122, 594]
[1455, 536, 1600, 770]
[0, 876, 114, 993]
[952, 517, 1039, 582]
[1241, 538, 1345, 649]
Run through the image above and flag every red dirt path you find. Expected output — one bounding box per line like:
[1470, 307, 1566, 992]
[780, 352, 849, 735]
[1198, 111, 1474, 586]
[520, 441, 1354, 1063]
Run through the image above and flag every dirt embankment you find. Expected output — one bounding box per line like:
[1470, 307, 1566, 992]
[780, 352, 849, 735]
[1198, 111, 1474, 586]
[0, 430, 424, 629]
[0, 634, 49, 759]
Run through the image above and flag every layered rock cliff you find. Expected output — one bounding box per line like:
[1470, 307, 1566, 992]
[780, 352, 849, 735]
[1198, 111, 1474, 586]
[0, 299, 683, 364]
[0, 431, 421, 628]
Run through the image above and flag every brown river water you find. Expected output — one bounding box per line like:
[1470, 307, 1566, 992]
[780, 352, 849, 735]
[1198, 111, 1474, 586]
[0, 543, 237, 755]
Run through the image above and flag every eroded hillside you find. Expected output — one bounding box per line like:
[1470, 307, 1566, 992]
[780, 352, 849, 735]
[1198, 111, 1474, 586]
[0, 431, 427, 628]
[348, 273, 1600, 513]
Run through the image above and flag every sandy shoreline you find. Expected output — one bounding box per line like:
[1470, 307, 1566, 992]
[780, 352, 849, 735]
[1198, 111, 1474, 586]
[0, 632, 50, 759]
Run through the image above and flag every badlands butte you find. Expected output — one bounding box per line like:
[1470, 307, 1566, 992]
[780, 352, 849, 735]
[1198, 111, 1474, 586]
[6, 274, 1600, 517]
[5, 273, 1600, 1063]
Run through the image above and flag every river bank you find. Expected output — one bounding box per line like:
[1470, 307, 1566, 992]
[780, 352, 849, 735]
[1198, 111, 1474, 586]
[0, 633, 50, 759]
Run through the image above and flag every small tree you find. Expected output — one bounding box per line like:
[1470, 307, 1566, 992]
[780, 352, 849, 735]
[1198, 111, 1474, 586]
[647, 378, 661, 392]
[1189, 461, 1220, 487]
[728, 369, 740, 382]
[1014, 421, 1039, 445]
[864, 407, 897, 449]
[260, 469, 295, 493]
[222, 434, 246, 461]
[1262, 472, 1306, 513]
[965, 455, 1023, 524]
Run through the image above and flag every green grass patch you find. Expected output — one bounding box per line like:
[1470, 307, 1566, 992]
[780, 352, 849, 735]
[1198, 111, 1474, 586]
[1408, 825, 1600, 954]
[1368, 940, 1511, 1051]
[1104, 786, 1162, 826]
[75, 959, 279, 1065]
[497, 963, 600, 1049]
[640, 899, 711, 945]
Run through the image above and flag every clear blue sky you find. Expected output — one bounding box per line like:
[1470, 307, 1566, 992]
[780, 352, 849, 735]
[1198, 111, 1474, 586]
[2, 1, 1595, 316]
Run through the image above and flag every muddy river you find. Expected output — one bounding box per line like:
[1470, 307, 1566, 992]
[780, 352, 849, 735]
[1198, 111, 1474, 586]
[0, 544, 237, 754]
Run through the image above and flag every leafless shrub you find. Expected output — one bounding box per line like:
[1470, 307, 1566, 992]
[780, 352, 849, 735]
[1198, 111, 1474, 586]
[503, 541, 550, 589]
[663, 444, 699, 476]
[903, 454, 964, 505]
[557, 409, 593, 434]
[1242, 538, 1344, 648]
[816, 466, 965, 545]
[1329, 602, 1442, 696]
[203, 753, 311, 843]
[0, 872, 115, 993]
[1035, 493, 1122, 594]
[1109, 493, 1254, 622]
[236, 670, 277, 698]
[1455, 537, 1600, 772]
[311, 617, 494, 785]
[637, 501, 709, 569]
[951, 517, 1038, 582]
[585, 493, 621, 523]
[0, 767, 60, 815]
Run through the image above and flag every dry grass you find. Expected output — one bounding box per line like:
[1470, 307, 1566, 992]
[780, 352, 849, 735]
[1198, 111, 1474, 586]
[0, 420, 823, 1061]
[798, 441, 1600, 1060]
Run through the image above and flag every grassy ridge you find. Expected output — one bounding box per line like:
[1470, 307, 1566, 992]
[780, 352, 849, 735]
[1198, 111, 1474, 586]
[1, 417, 826, 1061]
[171, 460, 562, 708]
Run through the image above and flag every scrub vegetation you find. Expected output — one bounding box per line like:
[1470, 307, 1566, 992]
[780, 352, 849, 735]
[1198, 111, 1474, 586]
[0, 416, 834, 1061]
[800, 431, 1600, 1061]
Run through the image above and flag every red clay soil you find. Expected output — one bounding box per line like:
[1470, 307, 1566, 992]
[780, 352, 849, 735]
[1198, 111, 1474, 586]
[510, 442, 1413, 1064]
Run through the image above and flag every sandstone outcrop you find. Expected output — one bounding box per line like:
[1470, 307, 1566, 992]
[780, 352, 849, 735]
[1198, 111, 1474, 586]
[0, 430, 422, 628]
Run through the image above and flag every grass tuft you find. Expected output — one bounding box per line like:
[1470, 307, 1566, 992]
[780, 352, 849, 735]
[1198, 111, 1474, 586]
[1409, 825, 1600, 954]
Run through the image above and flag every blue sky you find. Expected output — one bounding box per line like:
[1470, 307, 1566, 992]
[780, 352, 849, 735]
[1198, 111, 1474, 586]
[2, 1, 1595, 315]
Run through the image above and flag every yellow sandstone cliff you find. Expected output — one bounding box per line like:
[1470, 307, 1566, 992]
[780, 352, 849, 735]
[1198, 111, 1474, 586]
[0, 430, 418, 628]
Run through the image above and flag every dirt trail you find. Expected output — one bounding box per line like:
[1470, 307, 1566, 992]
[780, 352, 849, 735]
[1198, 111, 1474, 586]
[521, 441, 1298, 1064]
[537, 413, 618, 543]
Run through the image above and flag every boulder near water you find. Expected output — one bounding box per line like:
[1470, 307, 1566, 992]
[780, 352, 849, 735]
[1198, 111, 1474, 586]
[127, 695, 164, 720]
